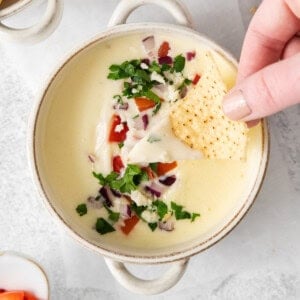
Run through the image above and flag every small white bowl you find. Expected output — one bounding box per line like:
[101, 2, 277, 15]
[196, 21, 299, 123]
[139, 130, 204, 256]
[0, 251, 49, 299]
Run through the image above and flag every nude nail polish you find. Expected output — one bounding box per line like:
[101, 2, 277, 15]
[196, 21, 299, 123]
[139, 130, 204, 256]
[222, 90, 252, 120]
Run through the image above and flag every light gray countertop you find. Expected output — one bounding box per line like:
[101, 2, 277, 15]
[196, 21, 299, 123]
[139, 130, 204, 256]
[0, 1, 299, 299]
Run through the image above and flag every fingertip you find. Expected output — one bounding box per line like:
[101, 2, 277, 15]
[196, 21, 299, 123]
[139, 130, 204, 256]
[247, 119, 261, 128]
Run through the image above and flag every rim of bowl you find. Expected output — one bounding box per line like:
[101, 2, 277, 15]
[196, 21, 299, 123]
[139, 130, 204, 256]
[0, 0, 32, 19]
[29, 22, 270, 264]
[0, 250, 49, 299]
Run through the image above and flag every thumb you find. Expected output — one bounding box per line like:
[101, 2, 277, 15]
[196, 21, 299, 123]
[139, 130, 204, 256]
[222, 53, 300, 121]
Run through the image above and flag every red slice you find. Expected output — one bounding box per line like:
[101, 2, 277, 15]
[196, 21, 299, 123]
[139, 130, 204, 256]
[134, 97, 156, 112]
[108, 114, 129, 143]
[158, 41, 170, 58]
[120, 215, 140, 235]
[192, 73, 201, 85]
[157, 161, 177, 176]
[0, 291, 25, 300]
[113, 155, 124, 173]
[24, 292, 38, 300]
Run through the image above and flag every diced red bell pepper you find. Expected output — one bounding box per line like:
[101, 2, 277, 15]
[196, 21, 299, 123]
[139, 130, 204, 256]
[158, 41, 170, 58]
[157, 161, 177, 176]
[113, 155, 124, 173]
[134, 97, 156, 112]
[24, 292, 38, 300]
[120, 215, 139, 235]
[192, 73, 201, 85]
[108, 114, 129, 143]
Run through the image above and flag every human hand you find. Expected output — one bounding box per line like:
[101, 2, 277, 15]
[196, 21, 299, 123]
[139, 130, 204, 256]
[223, 0, 300, 125]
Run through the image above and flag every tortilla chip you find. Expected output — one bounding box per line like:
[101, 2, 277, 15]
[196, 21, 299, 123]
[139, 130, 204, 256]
[170, 51, 248, 160]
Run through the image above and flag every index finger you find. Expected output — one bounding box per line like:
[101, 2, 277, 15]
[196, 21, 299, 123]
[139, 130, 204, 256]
[238, 0, 300, 81]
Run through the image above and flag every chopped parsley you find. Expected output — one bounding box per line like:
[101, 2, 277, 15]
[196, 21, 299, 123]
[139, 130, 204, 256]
[113, 94, 123, 104]
[191, 213, 200, 222]
[171, 201, 191, 220]
[152, 200, 168, 221]
[118, 142, 124, 149]
[173, 54, 185, 72]
[76, 203, 87, 216]
[93, 164, 148, 194]
[95, 218, 115, 235]
[104, 204, 120, 222]
[148, 222, 158, 231]
[130, 202, 147, 220]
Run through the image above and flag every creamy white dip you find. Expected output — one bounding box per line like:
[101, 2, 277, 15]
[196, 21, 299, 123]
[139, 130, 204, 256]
[35, 32, 263, 250]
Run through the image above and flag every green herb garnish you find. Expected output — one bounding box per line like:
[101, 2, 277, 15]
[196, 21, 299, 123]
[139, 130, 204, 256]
[93, 165, 148, 193]
[113, 94, 123, 104]
[171, 202, 191, 220]
[148, 222, 158, 231]
[153, 200, 168, 221]
[191, 213, 200, 222]
[93, 171, 119, 186]
[104, 204, 120, 222]
[173, 54, 185, 72]
[130, 202, 147, 221]
[76, 203, 87, 216]
[118, 142, 124, 149]
[95, 218, 115, 235]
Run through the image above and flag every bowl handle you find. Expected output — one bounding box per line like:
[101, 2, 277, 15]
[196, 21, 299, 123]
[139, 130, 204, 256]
[0, 0, 63, 43]
[108, 0, 194, 29]
[104, 257, 189, 295]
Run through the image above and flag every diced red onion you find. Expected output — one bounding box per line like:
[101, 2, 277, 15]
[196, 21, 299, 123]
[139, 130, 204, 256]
[133, 116, 145, 130]
[159, 220, 174, 231]
[120, 204, 132, 219]
[99, 186, 112, 207]
[186, 51, 196, 61]
[142, 36, 155, 55]
[145, 182, 164, 197]
[142, 114, 149, 130]
[88, 154, 95, 163]
[142, 58, 150, 65]
[113, 102, 129, 110]
[158, 56, 173, 65]
[87, 196, 103, 209]
[159, 175, 176, 186]
[110, 188, 121, 198]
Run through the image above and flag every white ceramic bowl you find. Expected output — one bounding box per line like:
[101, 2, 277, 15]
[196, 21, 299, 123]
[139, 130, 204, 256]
[0, 251, 49, 299]
[29, 0, 269, 295]
[0, 0, 63, 42]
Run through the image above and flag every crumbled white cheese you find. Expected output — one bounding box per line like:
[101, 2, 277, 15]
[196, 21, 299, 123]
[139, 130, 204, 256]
[140, 63, 149, 69]
[150, 71, 165, 84]
[114, 123, 124, 132]
[131, 190, 152, 206]
[131, 88, 138, 94]
[167, 85, 179, 102]
[141, 210, 159, 223]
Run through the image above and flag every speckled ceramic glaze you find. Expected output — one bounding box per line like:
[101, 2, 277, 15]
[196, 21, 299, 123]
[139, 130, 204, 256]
[0, 0, 63, 42]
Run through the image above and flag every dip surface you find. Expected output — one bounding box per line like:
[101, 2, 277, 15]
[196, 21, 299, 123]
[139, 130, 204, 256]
[35, 32, 263, 251]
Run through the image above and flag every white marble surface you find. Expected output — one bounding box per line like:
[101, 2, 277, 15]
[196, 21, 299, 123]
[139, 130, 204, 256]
[0, 0, 300, 299]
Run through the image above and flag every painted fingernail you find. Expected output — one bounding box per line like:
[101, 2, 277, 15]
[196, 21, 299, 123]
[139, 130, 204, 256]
[222, 89, 252, 120]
